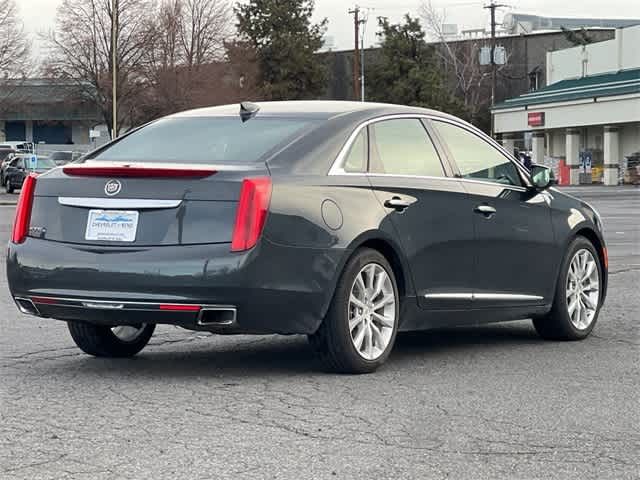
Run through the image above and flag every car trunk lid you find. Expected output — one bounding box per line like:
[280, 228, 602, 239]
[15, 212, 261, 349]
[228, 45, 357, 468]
[28, 163, 269, 246]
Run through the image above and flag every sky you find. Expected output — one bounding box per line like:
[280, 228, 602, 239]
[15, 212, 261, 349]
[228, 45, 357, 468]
[15, 0, 640, 55]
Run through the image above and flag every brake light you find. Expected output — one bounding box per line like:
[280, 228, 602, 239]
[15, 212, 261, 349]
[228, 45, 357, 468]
[11, 174, 37, 244]
[63, 165, 217, 178]
[231, 177, 272, 252]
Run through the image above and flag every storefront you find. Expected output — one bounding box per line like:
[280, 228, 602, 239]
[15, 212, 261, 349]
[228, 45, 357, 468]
[493, 25, 640, 185]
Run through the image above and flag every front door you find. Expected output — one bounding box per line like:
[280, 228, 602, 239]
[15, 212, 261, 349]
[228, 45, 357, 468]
[430, 119, 557, 308]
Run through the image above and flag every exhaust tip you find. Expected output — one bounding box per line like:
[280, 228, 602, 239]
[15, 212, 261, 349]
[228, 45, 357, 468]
[197, 307, 237, 327]
[14, 297, 40, 316]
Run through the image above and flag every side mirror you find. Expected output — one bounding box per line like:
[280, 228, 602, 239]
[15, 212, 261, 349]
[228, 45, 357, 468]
[530, 164, 552, 190]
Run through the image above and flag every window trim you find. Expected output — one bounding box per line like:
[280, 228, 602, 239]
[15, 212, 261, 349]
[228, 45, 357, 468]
[342, 127, 369, 174]
[367, 118, 448, 178]
[426, 117, 532, 189]
[328, 113, 533, 190]
[328, 114, 456, 178]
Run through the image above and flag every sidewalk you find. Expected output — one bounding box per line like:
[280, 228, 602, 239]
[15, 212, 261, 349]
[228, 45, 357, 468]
[0, 192, 18, 206]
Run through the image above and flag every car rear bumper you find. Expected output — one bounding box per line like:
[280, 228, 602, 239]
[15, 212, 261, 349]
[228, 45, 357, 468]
[7, 237, 346, 334]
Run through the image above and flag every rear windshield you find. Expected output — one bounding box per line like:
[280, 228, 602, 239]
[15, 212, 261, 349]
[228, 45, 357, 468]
[87, 117, 317, 164]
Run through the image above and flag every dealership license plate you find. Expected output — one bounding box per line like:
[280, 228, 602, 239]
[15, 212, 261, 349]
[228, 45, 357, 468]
[85, 210, 139, 242]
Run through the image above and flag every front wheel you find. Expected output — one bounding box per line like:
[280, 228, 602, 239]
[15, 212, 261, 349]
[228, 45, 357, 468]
[309, 248, 399, 374]
[533, 237, 603, 340]
[5, 178, 14, 194]
[68, 322, 156, 357]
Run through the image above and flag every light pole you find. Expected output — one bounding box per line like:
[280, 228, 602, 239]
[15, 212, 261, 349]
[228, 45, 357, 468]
[111, 0, 118, 139]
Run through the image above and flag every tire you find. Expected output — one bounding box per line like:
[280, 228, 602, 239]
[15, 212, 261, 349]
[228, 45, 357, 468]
[67, 322, 156, 357]
[5, 178, 13, 194]
[533, 236, 603, 341]
[309, 248, 400, 374]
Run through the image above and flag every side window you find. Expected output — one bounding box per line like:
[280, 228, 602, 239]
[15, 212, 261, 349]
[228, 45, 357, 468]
[432, 121, 522, 186]
[369, 119, 445, 177]
[343, 129, 367, 173]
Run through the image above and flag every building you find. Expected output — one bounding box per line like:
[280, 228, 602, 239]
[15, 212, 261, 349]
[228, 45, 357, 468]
[322, 29, 616, 110]
[502, 13, 640, 35]
[0, 79, 104, 155]
[493, 25, 640, 185]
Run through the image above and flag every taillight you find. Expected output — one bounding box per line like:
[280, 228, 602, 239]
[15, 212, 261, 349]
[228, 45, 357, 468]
[231, 177, 272, 252]
[11, 174, 37, 244]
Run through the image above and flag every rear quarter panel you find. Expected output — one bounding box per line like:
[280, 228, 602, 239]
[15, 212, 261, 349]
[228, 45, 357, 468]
[263, 173, 417, 319]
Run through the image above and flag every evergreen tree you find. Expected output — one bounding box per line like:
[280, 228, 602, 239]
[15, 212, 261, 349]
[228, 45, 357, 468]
[236, 0, 328, 100]
[369, 15, 465, 116]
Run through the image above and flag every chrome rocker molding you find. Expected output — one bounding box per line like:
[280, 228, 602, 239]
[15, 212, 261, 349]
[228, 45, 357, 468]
[58, 197, 182, 209]
[425, 293, 544, 301]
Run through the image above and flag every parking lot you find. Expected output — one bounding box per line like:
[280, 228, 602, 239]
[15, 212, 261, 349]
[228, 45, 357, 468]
[1, 186, 638, 479]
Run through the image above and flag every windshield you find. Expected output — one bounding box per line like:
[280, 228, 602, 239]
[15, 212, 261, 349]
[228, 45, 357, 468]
[88, 117, 317, 164]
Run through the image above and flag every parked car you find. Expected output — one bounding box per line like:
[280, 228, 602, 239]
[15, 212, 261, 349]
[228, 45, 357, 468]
[0, 141, 34, 153]
[0, 149, 17, 185]
[6, 101, 607, 373]
[4, 155, 57, 193]
[49, 151, 75, 166]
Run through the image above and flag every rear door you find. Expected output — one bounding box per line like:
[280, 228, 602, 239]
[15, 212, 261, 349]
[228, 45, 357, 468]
[365, 117, 476, 311]
[430, 119, 556, 307]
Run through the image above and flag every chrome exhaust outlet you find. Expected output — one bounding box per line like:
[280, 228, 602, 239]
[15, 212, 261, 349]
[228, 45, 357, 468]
[197, 306, 237, 326]
[14, 297, 41, 317]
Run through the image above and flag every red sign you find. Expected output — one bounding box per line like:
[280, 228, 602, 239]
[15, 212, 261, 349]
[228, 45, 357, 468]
[528, 112, 545, 127]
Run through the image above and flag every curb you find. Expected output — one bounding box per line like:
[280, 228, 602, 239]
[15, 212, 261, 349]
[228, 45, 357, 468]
[0, 201, 17, 206]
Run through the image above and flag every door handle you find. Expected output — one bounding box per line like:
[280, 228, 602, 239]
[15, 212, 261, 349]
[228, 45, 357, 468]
[384, 197, 411, 211]
[474, 204, 497, 217]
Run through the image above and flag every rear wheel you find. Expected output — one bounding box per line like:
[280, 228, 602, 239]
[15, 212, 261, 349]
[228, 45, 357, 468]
[533, 237, 602, 340]
[309, 248, 399, 374]
[68, 322, 155, 357]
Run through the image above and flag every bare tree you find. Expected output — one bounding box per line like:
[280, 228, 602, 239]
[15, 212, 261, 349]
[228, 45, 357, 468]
[420, 1, 491, 123]
[44, 0, 156, 137]
[0, 0, 30, 77]
[141, 0, 238, 118]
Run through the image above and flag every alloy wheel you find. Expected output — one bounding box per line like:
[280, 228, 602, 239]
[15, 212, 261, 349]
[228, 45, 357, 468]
[566, 249, 600, 330]
[111, 324, 148, 343]
[348, 263, 396, 360]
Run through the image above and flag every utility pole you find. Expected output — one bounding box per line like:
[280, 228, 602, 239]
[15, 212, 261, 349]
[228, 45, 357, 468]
[359, 8, 371, 102]
[349, 6, 361, 101]
[111, 0, 118, 139]
[484, 0, 505, 137]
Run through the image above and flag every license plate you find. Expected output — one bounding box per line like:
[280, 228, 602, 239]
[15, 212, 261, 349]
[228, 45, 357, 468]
[85, 210, 139, 242]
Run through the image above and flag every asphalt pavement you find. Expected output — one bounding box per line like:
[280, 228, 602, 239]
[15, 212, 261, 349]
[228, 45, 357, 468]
[1, 187, 638, 480]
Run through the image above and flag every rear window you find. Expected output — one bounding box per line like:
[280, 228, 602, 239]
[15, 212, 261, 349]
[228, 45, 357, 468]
[87, 117, 317, 164]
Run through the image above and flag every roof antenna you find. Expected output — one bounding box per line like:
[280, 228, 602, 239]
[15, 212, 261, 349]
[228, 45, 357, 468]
[240, 102, 260, 122]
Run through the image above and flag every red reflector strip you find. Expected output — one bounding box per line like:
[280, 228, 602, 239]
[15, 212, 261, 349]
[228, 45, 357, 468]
[31, 297, 59, 305]
[603, 247, 608, 270]
[159, 304, 201, 312]
[63, 166, 217, 178]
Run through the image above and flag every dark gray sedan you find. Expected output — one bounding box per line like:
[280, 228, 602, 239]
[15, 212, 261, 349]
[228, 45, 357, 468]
[6, 101, 608, 373]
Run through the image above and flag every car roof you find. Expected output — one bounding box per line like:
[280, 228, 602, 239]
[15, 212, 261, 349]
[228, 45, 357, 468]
[168, 100, 455, 121]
